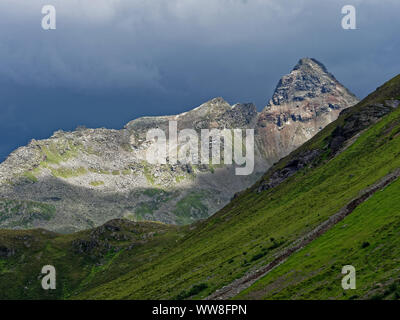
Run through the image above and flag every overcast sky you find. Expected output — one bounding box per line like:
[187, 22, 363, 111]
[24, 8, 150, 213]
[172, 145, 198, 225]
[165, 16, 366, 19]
[0, 0, 399, 160]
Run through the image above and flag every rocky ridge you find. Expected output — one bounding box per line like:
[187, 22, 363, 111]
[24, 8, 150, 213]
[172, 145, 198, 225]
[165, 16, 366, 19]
[0, 58, 358, 232]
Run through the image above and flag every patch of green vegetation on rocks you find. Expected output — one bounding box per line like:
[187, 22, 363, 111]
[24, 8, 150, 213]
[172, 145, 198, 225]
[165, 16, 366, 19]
[22, 171, 38, 183]
[38, 140, 83, 165]
[173, 191, 209, 225]
[133, 188, 175, 220]
[49, 167, 87, 179]
[89, 168, 111, 175]
[142, 162, 155, 185]
[90, 181, 105, 187]
[0, 199, 56, 227]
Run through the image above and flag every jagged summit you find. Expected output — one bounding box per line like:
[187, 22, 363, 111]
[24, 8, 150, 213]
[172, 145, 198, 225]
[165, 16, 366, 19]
[293, 57, 329, 72]
[256, 58, 359, 164]
[266, 57, 357, 108]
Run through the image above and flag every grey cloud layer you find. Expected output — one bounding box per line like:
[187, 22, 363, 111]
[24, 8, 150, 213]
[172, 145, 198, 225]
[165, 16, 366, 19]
[0, 0, 396, 93]
[0, 0, 399, 160]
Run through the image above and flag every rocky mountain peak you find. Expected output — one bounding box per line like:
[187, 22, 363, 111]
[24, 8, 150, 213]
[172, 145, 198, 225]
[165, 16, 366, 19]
[205, 97, 230, 108]
[257, 58, 359, 165]
[266, 57, 355, 107]
[293, 57, 329, 73]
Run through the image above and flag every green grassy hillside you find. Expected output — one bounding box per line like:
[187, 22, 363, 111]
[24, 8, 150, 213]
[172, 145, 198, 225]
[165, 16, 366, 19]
[236, 176, 400, 300]
[0, 220, 184, 299]
[73, 75, 400, 299]
[0, 74, 399, 300]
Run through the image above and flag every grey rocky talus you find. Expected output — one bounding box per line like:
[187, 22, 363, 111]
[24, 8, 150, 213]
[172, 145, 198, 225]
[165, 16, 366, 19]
[0, 58, 359, 233]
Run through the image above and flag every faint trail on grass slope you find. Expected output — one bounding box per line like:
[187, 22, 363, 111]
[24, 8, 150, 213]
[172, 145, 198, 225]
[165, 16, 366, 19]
[206, 168, 400, 300]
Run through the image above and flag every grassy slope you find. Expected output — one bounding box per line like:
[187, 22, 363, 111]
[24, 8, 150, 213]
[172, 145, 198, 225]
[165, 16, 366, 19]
[0, 220, 184, 299]
[72, 76, 400, 299]
[237, 177, 400, 300]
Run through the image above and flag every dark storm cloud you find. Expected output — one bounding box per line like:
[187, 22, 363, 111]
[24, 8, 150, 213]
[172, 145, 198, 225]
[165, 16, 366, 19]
[0, 0, 399, 160]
